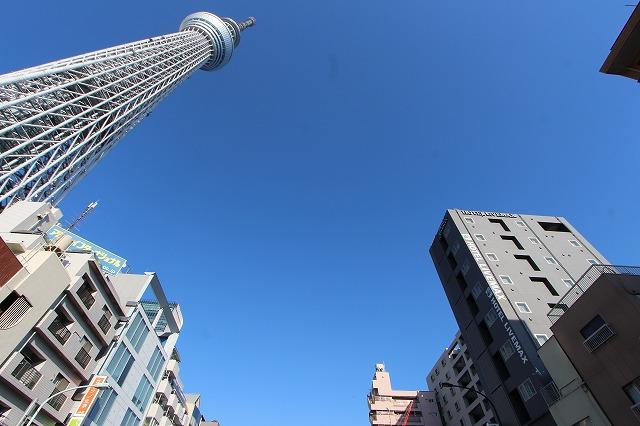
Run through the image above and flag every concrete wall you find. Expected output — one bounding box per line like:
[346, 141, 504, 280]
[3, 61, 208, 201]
[537, 336, 610, 426]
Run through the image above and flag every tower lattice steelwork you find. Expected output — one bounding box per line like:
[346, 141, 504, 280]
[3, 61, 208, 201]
[0, 12, 254, 209]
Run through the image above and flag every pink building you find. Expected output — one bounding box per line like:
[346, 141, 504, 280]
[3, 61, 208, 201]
[368, 364, 442, 426]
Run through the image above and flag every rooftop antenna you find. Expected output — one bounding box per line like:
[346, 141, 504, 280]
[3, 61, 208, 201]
[67, 201, 98, 231]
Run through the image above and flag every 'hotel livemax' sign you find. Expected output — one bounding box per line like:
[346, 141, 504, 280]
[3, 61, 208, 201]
[462, 233, 529, 365]
[459, 210, 517, 218]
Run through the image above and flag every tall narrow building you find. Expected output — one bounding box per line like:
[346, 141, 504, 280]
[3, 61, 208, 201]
[429, 210, 607, 425]
[368, 364, 441, 426]
[0, 12, 254, 209]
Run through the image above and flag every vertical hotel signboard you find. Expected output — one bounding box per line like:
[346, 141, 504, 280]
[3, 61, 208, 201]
[66, 375, 108, 426]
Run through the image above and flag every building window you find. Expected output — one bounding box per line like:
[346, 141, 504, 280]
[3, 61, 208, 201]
[486, 253, 498, 262]
[98, 305, 112, 334]
[499, 275, 513, 285]
[534, 334, 549, 346]
[12, 347, 43, 389]
[132, 376, 154, 411]
[489, 218, 510, 232]
[501, 235, 524, 250]
[464, 217, 474, 224]
[580, 315, 606, 339]
[106, 344, 135, 385]
[126, 313, 150, 352]
[587, 259, 599, 265]
[518, 378, 537, 401]
[461, 260, 470, 276]
[623, 378, 640, 404]
[562, 278, 574, 288]
[120, 408, 140, 426]
[530, 277, 559, 296]
[474, 234, 486, 241]
[516, 220, 526, 227]
[48, 374, 70, 411]
[76, 279, 96, 309]
[529, 237, 540, 244]
[516, 302, 531, 313]
[0, 292, 32, 330]
[86, 388, 117, 424]
[471, 283, 483, 300]
[147, 347, 166, 381]
[569, 240, 582, 247]
[538, 221, 570, 232]
[544, 256, 557, 265]
[451, 241, 461, 255]
[514, 254, 540, 271]
[485, 309, 498, 327]
[75, 338, 92, 368]
[499, 340, 515, 361]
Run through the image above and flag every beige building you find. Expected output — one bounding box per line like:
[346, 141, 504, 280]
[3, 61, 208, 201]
[427, 332, 496, 426]
[368, 364, 441, 426]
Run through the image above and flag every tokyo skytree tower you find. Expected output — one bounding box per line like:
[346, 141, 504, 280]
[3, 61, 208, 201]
[0, 12, 254, 209]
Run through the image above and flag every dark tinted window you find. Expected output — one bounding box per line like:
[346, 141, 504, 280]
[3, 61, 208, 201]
[539, 221, 570, 232]
[580, 315, 606, 339]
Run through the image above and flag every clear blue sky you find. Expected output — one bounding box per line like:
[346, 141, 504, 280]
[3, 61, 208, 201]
[2, 1, 640, 425]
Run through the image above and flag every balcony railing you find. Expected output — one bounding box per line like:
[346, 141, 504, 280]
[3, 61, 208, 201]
[548, 265, 640, 324]
[631, 402, 640, 421]
[97, 314, 111, 333]
[77, 289, 95, 309]
[48, 318, 71, 344]
[584, 324, 616, 352]
[540, 381, 561, 407]
[11, 359, 42, 390]
[47, 393, 67, 411]
[75, 348, 91, 368]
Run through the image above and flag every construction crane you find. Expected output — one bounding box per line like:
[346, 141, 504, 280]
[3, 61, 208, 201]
[66, 201, 98, 231]
[400, 400, 414, 426]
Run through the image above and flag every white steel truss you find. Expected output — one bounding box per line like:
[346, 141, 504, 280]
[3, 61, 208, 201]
[0, 12, 254, 209]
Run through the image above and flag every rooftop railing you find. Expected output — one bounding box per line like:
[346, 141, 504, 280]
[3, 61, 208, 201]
[548, 265, 640, 324]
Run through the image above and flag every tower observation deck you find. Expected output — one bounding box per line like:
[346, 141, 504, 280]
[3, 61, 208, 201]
[0, 12, 254, 209]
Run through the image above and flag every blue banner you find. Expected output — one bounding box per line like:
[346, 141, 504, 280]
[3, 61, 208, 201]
[46, 225, 127, 275]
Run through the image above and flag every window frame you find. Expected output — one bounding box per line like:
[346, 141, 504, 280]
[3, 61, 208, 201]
[474, 234, 486, 241]
[486, 253, 499, 262]
[499, 275, 513, 285]
[516, 302, 531, 313]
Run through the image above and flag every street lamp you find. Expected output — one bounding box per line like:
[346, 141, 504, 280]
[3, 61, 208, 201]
[19, 382, 111, 426]
[439, 382, 500, 425]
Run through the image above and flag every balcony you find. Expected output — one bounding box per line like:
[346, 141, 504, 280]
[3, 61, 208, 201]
[166, 359, 179, 378]
[11, 359, 42, 390]
[156, 378, 172, 397]
[146, 401, 164, 423]
[74, 348, 91, 368]
[97, 314, 111, 334]
[47, 318, 71, 345]
[47, 393, 67, 411]
[584, 324, 616, 352]
[167, 393, 179, 410]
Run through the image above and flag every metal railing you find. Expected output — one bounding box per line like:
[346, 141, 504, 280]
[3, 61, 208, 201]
[11, 359, 42, 389]
[97, 314, 111, 333]
[548, 265, 640, 324]
[47, 393, 67, 411]
[540, 381, 561, 406]
[584, 324, 616, 352]
[77, 288, 95, 309]
[48, 318, 71, 344]
[631, 402, 640, 421]
[74, 348, 91, 368]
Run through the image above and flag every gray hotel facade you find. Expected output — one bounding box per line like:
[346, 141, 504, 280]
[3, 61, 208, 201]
[429, 210, 607, 425]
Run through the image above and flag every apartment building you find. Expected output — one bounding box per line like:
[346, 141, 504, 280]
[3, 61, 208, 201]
[539, 265, 640, 425]
[429, 209, 607, 425]
[0, 201, 207, 426]
[0, 202, 126, 425]
[427, 332, 495, 426]
[368, 364, 441, 426]
[79, 276, 184, 426]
